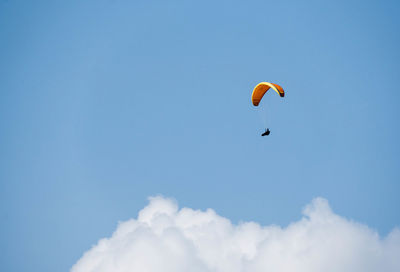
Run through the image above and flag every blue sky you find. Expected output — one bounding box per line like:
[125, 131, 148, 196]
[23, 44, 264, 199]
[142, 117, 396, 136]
[1, 0, 399, 271]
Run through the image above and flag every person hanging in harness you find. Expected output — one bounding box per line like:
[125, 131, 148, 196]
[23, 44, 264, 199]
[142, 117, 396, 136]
[261, 128, 270, 136]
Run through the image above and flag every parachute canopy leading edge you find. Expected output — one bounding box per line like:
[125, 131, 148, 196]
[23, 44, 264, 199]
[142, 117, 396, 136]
[251, 82, 284, 106]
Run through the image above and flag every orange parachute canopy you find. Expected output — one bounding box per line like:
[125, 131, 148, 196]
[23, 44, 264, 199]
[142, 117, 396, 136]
[251, 82, 284, 106]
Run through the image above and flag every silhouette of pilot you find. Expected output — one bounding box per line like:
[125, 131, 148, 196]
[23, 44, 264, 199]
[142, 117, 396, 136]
[261, 128, 270, 136]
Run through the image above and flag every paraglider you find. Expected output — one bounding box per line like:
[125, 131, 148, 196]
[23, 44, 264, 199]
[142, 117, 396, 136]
[261, 128, 270, 136]
[251, 82, 284, 106]
[252, 82, 284, 136]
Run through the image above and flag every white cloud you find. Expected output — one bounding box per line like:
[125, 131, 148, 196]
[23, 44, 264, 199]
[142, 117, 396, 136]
[71, 196, 400, 272]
